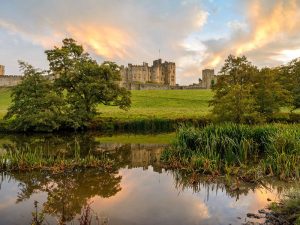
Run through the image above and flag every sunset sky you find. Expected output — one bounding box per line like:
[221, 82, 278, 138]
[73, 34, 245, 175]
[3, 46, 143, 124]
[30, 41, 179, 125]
[1, 0, 300, 84]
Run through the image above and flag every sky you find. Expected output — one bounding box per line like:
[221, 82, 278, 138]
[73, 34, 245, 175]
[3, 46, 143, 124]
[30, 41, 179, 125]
[1, 0, 300, 84]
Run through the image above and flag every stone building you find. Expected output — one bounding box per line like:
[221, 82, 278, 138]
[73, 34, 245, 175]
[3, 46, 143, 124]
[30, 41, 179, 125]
[199, 69, 218, 89]
[120, 59, 176, 89]
[0, 65, 4, 76]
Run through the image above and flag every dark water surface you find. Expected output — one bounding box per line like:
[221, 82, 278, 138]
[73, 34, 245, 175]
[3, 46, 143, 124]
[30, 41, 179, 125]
[0, 133, 295, 225]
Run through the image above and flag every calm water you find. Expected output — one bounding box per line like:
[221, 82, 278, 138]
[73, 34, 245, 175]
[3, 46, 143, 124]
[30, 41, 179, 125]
[0, 133, 295, 225]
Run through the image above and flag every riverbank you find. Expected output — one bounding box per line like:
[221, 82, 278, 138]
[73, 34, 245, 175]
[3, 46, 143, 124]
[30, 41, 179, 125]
[161, 123, 300, 181]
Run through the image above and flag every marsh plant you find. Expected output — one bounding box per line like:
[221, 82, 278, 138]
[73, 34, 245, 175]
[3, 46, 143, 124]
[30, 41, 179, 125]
[161, 123, 300, 180]
[270, 189, 300, 225]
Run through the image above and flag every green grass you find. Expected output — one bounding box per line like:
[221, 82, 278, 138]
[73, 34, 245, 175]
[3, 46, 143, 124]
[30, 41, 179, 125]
[97, 89, 213, 121]
[96, 132, 175, 144]
[0, 88, 11, 119]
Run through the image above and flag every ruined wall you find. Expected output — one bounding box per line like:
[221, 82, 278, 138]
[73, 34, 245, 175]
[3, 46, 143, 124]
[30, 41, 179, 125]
[0, 76, 22, 87]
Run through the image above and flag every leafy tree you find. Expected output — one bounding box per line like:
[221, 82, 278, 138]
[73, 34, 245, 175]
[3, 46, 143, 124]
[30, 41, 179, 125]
[253, 67, 291, 117]
[45, 38, 131, 128]
[210, 55, 260, 123]
[4, 62, 65, 132]
[279, 58, 300, 111]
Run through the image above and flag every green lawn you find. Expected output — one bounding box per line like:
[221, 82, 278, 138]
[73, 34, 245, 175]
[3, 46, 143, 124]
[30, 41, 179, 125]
[97, 89, 213, 121]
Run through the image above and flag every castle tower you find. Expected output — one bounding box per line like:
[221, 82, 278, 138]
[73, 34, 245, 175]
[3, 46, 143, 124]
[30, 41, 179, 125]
[150, 59, 162, 83]
[202, 69, 217, 89]
[0, 65, 5, 76]
[162, 62, 176, 86]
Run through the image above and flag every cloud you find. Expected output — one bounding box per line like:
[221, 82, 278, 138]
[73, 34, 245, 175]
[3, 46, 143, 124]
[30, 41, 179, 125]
[203, 0, 300, 70]
[0, 0, 208, 84]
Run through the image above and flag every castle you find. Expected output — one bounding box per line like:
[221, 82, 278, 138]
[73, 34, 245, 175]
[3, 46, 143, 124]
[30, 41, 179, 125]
[120, 59, 176, 89]
[198, 69, 218, 89]
[0, 63, 218, 90]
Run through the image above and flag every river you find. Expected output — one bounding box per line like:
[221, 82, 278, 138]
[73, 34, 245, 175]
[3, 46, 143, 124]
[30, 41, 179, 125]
[0, 132, 296, 225]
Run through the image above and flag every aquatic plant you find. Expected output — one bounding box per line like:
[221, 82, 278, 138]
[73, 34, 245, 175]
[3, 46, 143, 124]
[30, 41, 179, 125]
[161, 123, 300, 180]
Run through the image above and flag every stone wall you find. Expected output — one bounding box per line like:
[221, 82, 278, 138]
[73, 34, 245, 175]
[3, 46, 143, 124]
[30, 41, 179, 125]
[0, 75, 22, 87]
[128, 82, 171, 90]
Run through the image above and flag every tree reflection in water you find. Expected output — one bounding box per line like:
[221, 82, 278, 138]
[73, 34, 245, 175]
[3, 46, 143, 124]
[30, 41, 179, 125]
[9, 169, 121, 224]
[0, 133, 297, 224]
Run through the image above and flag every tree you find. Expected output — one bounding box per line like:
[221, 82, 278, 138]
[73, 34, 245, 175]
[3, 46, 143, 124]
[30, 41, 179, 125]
[210, 55, 260, 123]
[253, 67, 291, 117]
[279, 58, 300, 111]
[45, 38, 131, 128]
[4, 62, 65, 132]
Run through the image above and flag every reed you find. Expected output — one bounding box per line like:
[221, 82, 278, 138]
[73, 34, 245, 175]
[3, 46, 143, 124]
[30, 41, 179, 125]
[161, 123, 300, 180]
[0, 144, 114, 171]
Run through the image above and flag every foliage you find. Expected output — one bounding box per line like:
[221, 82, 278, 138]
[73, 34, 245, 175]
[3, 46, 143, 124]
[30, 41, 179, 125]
[210, 55, 260, 123]
[3, 38, 131, 131]
[279, 58, 300, 111]
[45, 38, 131, 128]
[211, 55, 293, 123]
[161, 123, 300, 180]
[4, 62, 65, 132]
[253, 67, 291, 117]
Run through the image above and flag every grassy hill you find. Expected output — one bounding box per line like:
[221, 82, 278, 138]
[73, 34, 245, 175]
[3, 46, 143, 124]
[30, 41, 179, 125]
[0, 88, 213, 120]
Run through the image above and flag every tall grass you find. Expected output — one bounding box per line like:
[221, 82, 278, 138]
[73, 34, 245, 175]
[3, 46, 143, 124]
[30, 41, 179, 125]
[161, 123, 300, 180]
[0, 144, 114, 171]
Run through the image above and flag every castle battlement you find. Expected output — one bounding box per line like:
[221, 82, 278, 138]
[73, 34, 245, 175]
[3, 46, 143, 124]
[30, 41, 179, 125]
[120, 59, 176, 89]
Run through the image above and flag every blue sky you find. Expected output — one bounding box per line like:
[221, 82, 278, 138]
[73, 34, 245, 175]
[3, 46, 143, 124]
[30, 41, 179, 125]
[1, 0, 300, 84]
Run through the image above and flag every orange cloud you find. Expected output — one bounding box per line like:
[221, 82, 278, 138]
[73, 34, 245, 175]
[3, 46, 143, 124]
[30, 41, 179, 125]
[67, 24, 134, 59]
[204, 0, 300, 68]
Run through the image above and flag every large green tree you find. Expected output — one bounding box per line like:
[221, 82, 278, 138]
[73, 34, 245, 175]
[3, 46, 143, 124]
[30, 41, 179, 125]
[252, 67, 291, 117]
[279, 58, 300, 111]
[210, 55, 260, 123]
[45, 38, 131, 128]
[4, 62, 65, 132]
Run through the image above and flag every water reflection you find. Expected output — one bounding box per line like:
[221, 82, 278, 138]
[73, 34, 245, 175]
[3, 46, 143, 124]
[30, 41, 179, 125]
[0, 133, 297, 225]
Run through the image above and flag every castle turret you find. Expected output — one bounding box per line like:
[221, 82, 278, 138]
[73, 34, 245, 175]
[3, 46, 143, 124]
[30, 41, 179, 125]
[201, 69, 217, 89]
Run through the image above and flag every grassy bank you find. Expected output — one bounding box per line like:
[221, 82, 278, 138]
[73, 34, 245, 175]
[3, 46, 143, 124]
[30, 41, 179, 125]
[161, 123, 300, 181]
